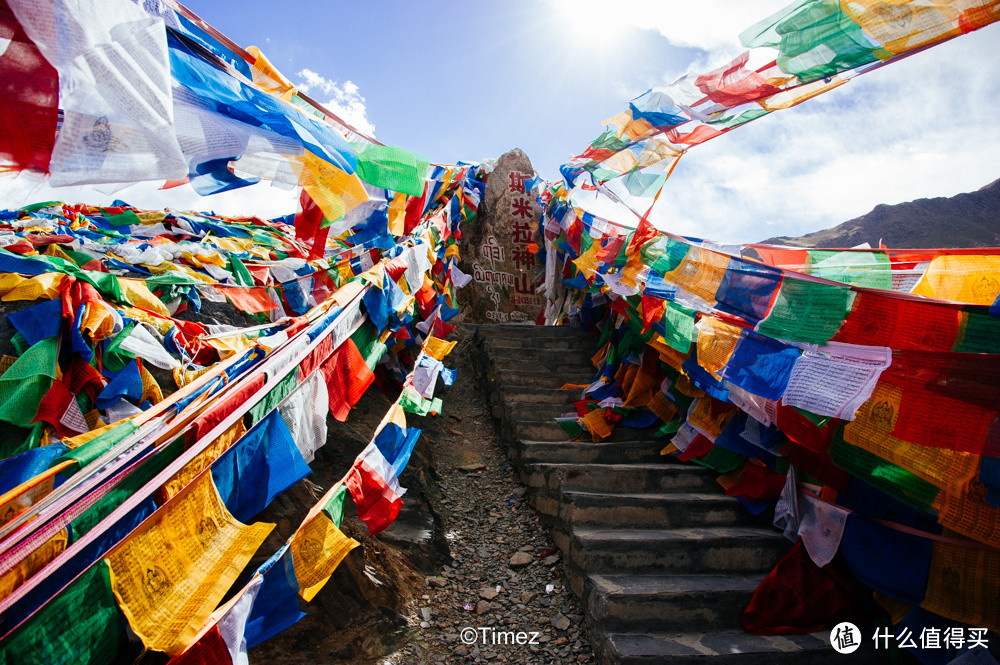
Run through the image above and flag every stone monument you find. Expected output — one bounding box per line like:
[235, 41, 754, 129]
[458, 148, 544, 324]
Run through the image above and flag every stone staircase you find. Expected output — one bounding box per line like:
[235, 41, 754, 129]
[472, 323, 883, 665]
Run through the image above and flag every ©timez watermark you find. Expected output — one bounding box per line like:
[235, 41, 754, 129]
[460, 626, 542, 646]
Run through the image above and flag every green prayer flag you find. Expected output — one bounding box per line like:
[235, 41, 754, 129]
[248, 371, 299, 426]
[3, 337, 58, 381]
[323, 484, 348, 528]
[57, 420, 140, 470]
[102, 324, 137, 374]
[829, 434, 939, 511]
[693, 445, 746, 474]
[399, 386, 442, 416]
[229, 255, 255, 287]
[953, 310, 1000, 354]
[661, 301, 697, 353]
[0, 561, 129, 665]
[756, 277, 854, 344]
[644, 237, 690, 275]
[807, 250, 891, 290]
[0, 338, 58, 428]
[350, 323, 388, 372]
[353, 143, 430, 197]
[104, 209, 143, 227]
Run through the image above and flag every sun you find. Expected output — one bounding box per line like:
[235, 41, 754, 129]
[549, 0, 630, 47]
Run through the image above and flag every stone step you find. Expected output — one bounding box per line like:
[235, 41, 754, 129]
[558, 491, 762, 529]
[514, 421, 659, 443]
[476, 323, 595, 339]
[501, 405, 577, 424]
[567, 526, 789, 575]
[521, 462, 718, 495]
[599, 630, 882, 665]
[482, 371, 595, 390]
[484, 356, 597, 376]
[479, 335, 600, 352]
[480, 346, 599, 368]
[500, 391, 579, 406]
[585, 573, 762, 634]
[516, 440, 665, 465]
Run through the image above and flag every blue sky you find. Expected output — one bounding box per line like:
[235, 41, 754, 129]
[2, 0, 999, 242]
[179, 0, 700, 176]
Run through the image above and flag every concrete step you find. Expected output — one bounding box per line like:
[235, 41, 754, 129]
[567, 526, 789, 575]
[599, 630, 884, 665]
[516, 439, 665, 465]
[521, 462, 718, 495]
[559, 491, 761, 529]
[585, 573, 762, 634]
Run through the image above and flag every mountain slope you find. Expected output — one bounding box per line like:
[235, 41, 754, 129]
[761, 178, 1000, 248]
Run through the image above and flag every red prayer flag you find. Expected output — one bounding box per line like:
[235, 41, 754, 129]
[627, 214, 660, 257]
[640, 294, 666, 334]
[321, 339, 375, 422]
[677, 433, 715, 462]
[220, 286, 279, 314]
[403, 184, 427, 236]
[722, 461, 787, 504]
[166, 625, 233, 665]
[344, 461, 403, 536]
[0, 0, 58, 172]
[294, 189, 330, 260]
[743, 540, 865, 635]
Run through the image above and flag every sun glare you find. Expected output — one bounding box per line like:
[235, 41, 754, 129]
[550, 0, 629, 48]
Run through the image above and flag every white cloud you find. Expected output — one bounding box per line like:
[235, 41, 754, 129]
[565, 6, 1000, 244]
[295, 68, 376, 139]
[548, 0, 790, 63]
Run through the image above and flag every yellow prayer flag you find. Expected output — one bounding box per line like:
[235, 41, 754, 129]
[107, 474, 274, 655]
[290, 511, 360, 602]
[246, 46, 296, 98]
[922, 537, 1000, 632]
[843, 0, 967, 55]
[161, 421, 246, 501]
[375, 402, 407, 436]
[687, 396, 735, 440]
[424, 336, 456, 361]
[662, 245, 729, 304]
[0, 273, 66, 301]
[119, 278, 170, 316]
[647, 390, 678, 425]
[695, 317, 742, 380]
[0, 529, 67, 599]
[581, 409, 612, 441]
[290, 151, 368, 224]
[911, 255, 1000, 305]
[388, 192, 408, 237]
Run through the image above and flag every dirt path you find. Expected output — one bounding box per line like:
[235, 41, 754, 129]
[390, 324, 597, 664]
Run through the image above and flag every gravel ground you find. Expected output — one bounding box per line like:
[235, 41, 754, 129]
[389, 325, 597, 665]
